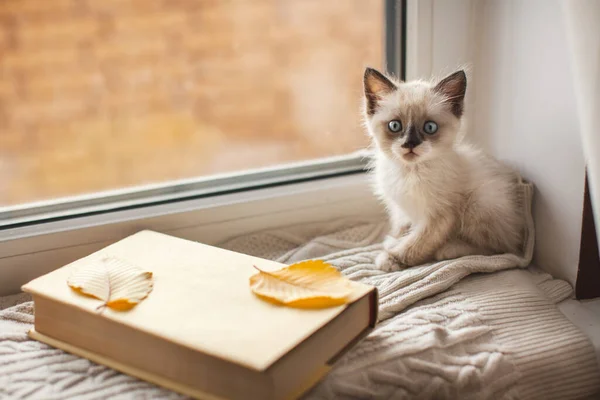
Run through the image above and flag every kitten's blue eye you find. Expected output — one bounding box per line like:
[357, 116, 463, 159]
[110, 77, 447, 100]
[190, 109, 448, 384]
[423, 121, 438, 134]
[388, 120, 402, 133]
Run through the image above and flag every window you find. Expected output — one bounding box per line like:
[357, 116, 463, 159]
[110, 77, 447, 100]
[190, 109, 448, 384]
[0, 0, 405, 296]
[0, 0, 403, 225]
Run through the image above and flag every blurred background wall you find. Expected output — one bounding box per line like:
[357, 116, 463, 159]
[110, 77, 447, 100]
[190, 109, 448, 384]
[0, 0, 383, 205]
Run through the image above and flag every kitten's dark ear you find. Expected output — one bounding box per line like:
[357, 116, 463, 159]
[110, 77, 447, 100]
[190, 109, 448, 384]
[364, 67, 396, 116]
[434, 70, 467, 118]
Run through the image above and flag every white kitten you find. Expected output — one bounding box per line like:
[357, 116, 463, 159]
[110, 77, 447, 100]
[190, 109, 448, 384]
[363, 68, 524, 271]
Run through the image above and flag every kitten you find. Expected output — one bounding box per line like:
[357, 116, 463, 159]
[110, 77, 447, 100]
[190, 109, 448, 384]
[363, 68, 524, 271]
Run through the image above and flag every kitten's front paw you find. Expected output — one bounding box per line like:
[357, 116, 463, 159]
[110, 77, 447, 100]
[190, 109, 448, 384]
[375, 251, 402, 272]
[383, 235, 399, 251]
[396, 250, 423, 267]
[393, 243, 429, 267]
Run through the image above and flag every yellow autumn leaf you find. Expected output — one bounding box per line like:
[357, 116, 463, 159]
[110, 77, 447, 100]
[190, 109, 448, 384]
[67, 256, 154, 312]
[249, 260, 353, 309]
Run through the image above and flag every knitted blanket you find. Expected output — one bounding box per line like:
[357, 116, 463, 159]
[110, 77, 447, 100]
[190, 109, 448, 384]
[1, 181, 599, 399]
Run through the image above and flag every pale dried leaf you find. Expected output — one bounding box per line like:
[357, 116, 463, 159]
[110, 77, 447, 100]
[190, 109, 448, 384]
[67, 256, 153, 311]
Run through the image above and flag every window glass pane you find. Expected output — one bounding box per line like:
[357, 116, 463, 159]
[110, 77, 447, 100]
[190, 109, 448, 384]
[0, 0, 383, 206]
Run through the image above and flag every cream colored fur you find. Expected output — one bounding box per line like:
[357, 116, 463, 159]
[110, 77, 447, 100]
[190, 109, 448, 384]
[363, 69, 524, 271]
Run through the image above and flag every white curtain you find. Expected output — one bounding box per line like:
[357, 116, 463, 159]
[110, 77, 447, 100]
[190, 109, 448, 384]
[563, 0, 600, 245]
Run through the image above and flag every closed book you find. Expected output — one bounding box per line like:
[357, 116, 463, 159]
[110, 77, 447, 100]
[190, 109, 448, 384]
[22, 230, 377, 400]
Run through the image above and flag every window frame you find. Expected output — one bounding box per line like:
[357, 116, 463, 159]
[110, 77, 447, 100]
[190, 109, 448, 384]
[0, 0, 409, 296]
[0, 151, 372, 228]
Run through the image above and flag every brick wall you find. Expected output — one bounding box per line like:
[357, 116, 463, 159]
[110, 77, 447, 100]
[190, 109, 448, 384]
[0, 0, 382, 205]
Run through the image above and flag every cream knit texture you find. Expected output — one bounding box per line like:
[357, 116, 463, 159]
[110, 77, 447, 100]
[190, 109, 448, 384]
[227, 179, 536, 321]
[0, 181, 598, 399]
